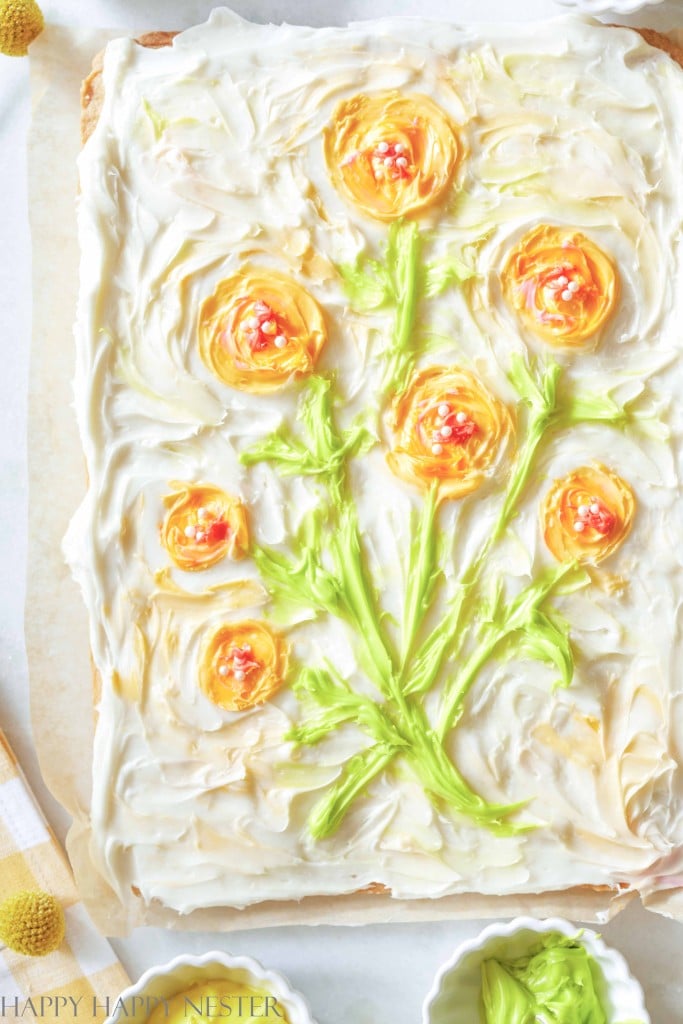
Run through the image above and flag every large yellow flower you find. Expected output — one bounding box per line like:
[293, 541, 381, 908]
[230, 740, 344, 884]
[541, 464, 635, 565]
[324, 92, 460, 221]
[198, 269, 327, 393]
[387, 366, 513, 500]
[160, 483, 248, 572]
[199, 620, 289, 712]
[501, 225, 618, 346]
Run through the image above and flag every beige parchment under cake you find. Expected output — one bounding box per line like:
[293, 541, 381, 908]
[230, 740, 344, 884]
[26, 15, 683, 934]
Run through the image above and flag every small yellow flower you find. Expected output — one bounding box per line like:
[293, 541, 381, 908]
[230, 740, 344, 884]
[0, 0, 44, 57]
[198, 268, 327, 394]
[387, 366, 514, 501]
[324, 91, 460, 221]
[199, 621, 289, 711]
[501, 225, 618, 346]
[0, 890, 65, 956]
[160, 482, 249, 571]
[541, 464, 635, 565]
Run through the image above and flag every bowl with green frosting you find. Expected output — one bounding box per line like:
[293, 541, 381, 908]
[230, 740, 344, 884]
[422, 917, 650, 1024]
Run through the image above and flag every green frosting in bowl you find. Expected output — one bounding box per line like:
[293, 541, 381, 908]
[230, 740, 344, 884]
[480, 932, 642, 1024]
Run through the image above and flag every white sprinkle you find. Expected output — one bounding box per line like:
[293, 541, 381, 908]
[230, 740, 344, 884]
[234, 669, 246, 682]
[440, 425, 453, 438]
[243, 644, 251, 652]
[573, 521, 585, 533]
[557, 275, 568, 287]
[377, 141, 389, 153]
[431, 443, 444, 455]
[438, 403, 450, 417]
[394, 142, 405, 154]
[261, 320, 277, 335]
[590, 503, 600, 515]
[455, 411, 467, 424]
[246, 317, 259, 329]
[396, 156, 408, 169]
[184, 525, 195, 538]
[384, 156, 395, 167]
[218, 665, 229, 676]
[561, 289, 573, 301]
[568, 280, 580, 293]
[578, 504, 589, 518]
[195, 531, 204, 542]
[197, 507, 207, 519]
[274, 335, 287, 348]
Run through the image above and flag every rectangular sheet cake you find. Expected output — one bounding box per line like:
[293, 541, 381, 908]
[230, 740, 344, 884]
[66, 8, 683, 917]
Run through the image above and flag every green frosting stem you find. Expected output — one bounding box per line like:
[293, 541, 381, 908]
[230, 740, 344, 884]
[329, 504, 396, 694]
[382, 220, 421, 397]
[480, 933, 613, 1024]
[401, 482, 440, 669]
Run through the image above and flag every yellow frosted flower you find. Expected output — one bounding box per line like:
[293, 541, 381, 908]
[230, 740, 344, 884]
[0, 0, 44, 57]
[199, 620, 289, 712]
[501, 225, 618, 346]
[387, 365, 514, 501]
[0, 890, 65, 956]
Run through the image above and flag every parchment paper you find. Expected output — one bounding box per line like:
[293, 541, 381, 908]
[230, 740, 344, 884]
[25, 21, 680, 937]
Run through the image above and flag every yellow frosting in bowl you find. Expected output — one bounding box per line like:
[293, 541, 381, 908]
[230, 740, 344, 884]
[147, 980, 289, 1024]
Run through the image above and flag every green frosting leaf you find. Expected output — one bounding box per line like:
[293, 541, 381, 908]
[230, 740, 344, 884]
[508, 609, 574, 690]
[307, 743, 399, 839]
[423, 252, 478, 297]
[481, 933, 609, 1024]
[337, 258, 391, 311]
[288, 665, 406, 748]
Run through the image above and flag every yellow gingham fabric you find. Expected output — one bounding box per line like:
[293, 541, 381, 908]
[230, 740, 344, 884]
[0, 730, 130, 1021]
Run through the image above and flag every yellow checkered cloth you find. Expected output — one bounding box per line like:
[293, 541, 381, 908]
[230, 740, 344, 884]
[0, 730, 130, 1021]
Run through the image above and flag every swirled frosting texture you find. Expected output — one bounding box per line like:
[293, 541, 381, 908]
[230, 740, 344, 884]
[67, 9, 683, 913]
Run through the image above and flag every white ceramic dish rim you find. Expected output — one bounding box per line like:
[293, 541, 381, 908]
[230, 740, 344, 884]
[421, 916, 651, 1024]
[104, 950, 319, 1024]
[554, 0, 664, 12]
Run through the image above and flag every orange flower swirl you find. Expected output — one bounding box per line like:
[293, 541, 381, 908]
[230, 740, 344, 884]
[198, 269, 327, 393]
[161, 483, 248, 571]
[199, 621, 289, 712]
[387, 366, 514, 500]
[324, 92, 460, 221]
[502, 225, 618, 346]
[541, 464, 635, 565]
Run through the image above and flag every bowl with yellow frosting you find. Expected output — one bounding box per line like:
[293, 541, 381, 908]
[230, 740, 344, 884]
[422, 917, 650, 1024]
[104, 951, 318, 1024]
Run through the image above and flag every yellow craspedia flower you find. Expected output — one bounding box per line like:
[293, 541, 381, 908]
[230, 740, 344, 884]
[0, 890, 65, 956]
[0, 0, 44, 57]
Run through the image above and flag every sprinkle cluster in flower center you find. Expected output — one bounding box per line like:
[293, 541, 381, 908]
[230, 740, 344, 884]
[429, 401, 478, 456]
[217, 644, 260, 686]
[545, 266, 586, 303]
[370, 141, 413, 182]
[242, 300, 288, 352]
[183, 506, 229, 545]
[572, 497, 615, 536]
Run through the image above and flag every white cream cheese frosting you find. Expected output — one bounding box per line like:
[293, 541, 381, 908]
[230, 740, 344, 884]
[66, 8, 683, 913]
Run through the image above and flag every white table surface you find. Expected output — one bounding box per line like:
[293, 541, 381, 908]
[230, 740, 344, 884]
[2, 1, 683, 1021]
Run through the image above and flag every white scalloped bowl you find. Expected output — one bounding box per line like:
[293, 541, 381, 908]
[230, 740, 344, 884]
[104, 952, 318, 1024]
[554, 0, 664, 13]
[422, 917, 650, 1024]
